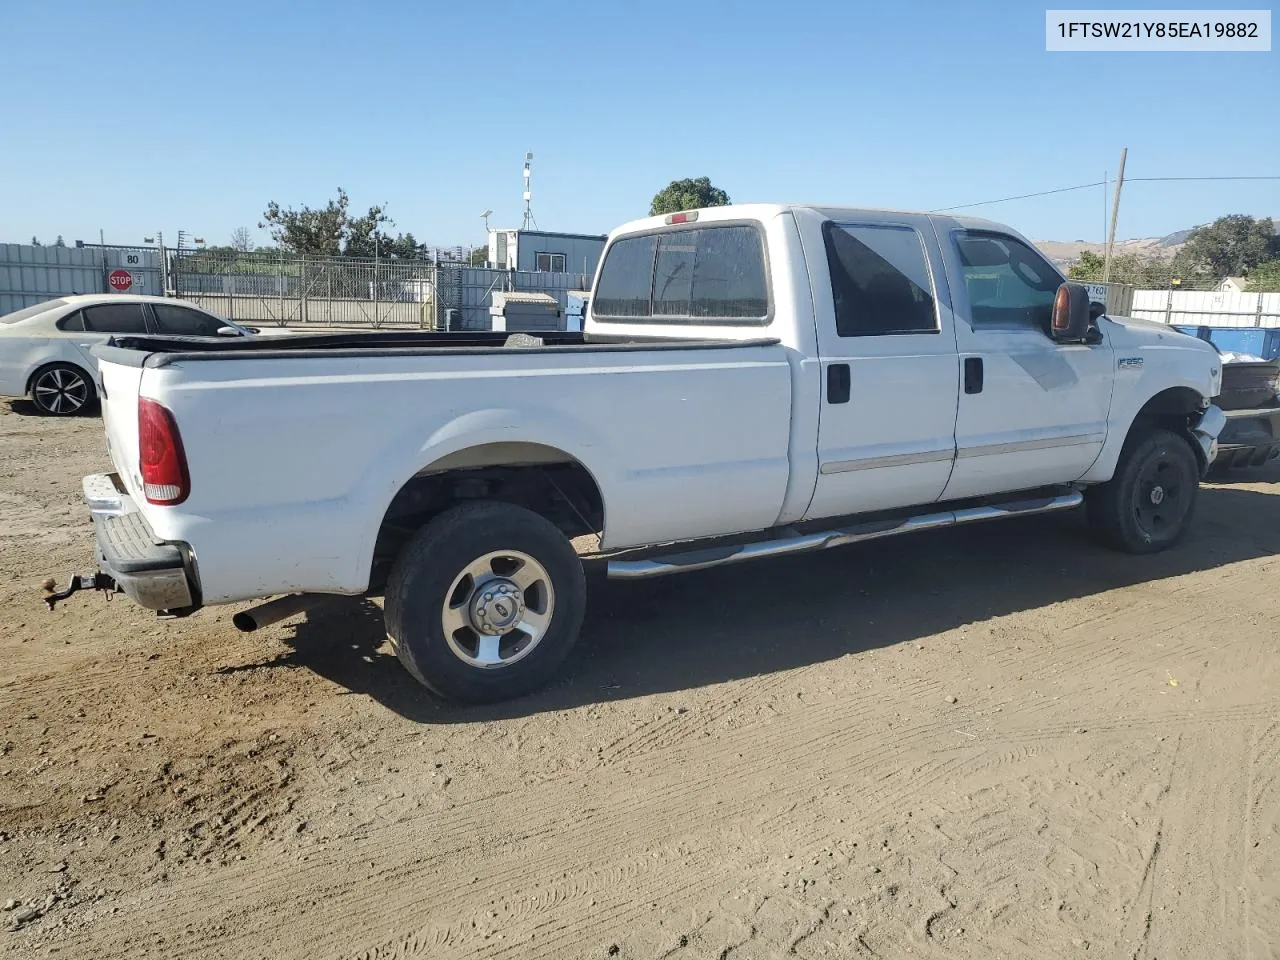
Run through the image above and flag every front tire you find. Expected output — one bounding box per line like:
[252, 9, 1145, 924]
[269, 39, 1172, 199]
[30, 364, 95, 416]
[384, 501, 587, 704]
[1086, 427, 1200, 554]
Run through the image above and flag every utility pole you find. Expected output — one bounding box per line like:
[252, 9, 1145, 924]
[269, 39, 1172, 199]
[157, 231, 167, 295]
[1103, 147, 1128, 284]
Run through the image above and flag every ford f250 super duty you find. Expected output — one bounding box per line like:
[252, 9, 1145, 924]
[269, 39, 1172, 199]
[46, 204, 1226, 703]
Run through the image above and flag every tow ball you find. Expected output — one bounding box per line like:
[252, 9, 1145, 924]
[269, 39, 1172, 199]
[42, 573, 119, 611]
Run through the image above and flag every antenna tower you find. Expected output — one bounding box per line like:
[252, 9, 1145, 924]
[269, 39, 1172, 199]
[521, 152, 538, 230]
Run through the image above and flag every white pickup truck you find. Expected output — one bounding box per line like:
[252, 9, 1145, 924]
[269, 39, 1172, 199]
[48, 204, 1226, 703]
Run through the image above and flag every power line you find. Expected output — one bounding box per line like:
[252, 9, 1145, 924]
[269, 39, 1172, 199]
[932, 182, 1105, 212]
[1127, 175, 1280, 183]
[933, 175, 1280, 213]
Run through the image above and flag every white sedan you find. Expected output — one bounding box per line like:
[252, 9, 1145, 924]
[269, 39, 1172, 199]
[0, 295, 258, 415]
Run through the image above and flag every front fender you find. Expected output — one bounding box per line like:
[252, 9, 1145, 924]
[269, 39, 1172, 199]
[1080, 373, 1216, 485]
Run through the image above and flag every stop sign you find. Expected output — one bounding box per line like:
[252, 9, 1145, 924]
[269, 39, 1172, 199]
[109, 269, 134, 292]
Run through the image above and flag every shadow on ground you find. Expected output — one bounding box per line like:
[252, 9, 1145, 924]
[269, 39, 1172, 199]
[3, 398, 99, 418]
[245, 475, 1280, 723]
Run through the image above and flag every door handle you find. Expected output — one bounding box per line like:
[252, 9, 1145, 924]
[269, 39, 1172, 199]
[827, 363, 851, 404]
[964, 357, 984, 394]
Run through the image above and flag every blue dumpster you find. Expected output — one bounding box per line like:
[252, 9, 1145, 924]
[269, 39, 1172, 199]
[1171, 326, 1280, 360]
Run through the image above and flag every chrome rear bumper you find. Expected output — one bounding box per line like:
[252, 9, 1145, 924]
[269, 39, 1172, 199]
[80, 473, 196, 612]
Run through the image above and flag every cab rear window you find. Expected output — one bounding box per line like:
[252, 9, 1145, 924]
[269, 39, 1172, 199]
[593, 225, 769, 324]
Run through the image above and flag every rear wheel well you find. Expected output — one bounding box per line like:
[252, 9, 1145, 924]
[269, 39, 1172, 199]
[368, 445, 604, 593]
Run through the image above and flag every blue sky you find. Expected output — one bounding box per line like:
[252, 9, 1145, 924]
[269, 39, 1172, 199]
[1, 0, 1275, 249]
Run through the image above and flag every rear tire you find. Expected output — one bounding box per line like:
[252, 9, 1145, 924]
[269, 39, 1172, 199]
[1086, 428, 1200, 554]
[384, 501, 586, 704]
[29, 363, 95, 416]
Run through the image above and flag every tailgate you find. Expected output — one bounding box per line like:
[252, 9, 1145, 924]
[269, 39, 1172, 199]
[98, 358, 145, 499]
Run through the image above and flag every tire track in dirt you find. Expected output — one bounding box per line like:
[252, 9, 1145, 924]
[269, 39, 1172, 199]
[356, 752, 984, 960]
[49, 606, 1277, 960]
[64, 667, 1275, 960]
[598, 673, 783, 766]
[46, 678, 993, 959]
[1244, 721, 1280, 958]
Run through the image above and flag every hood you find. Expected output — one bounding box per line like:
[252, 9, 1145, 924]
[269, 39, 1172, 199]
[1103, 314, 1219, 355]
[1102, 313, 1223, 402]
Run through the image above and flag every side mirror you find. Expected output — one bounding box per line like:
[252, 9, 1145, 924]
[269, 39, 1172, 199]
[215, 326, 241, 337]
[1050, 282, 1091, 343]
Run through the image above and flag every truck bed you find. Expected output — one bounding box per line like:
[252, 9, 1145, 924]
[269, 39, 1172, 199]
[91, 329, 799, 604]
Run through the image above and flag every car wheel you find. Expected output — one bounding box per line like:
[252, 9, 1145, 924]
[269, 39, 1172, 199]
[1086, 428, 1199, 554]
[384, 501, 587, 704]
[30, 364, 95, 416]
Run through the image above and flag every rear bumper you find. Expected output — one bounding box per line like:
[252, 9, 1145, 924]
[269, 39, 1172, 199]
[1213, 406, 1280, 469]
[83, 474, 199, 611]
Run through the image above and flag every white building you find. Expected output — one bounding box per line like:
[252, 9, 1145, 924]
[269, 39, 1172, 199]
[486, 229, 606, 278]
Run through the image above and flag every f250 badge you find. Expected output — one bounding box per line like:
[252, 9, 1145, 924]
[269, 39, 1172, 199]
[1118, 357, 1144, 369]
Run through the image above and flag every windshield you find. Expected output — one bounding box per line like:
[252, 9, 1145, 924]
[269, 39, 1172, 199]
[1, 299, 68, 324]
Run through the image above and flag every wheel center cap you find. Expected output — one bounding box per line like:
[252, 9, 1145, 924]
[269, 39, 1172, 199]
[1149, 485, 1165, 505]
[469, 579, 525, 635]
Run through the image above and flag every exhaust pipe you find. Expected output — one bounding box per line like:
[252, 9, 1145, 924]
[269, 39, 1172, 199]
[232, 594, 323, 632]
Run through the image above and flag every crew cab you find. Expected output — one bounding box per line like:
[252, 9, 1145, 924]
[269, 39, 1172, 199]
[48, 204, 1225, 703]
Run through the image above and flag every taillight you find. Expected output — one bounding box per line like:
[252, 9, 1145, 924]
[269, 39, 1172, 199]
[138, 398, 190, 505]
[664, 211, 699, 225]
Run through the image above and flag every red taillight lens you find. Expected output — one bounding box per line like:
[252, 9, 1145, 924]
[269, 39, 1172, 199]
[138, 398, 190, 505]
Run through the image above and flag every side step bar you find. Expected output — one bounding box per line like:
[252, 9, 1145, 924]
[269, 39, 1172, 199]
[606, 489, 1083, 580]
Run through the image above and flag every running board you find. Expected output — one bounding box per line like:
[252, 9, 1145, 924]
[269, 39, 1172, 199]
[606, 489, 1083, 580]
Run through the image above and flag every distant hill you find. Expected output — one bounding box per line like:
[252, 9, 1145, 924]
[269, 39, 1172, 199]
[1035, 218, 1275, 268]
[1034, 236, 1175, 268]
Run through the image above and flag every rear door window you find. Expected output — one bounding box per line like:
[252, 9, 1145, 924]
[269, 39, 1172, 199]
[593, 225, 769, 324]
[82, 303, 148, 334]
[823, 223, 938, 336]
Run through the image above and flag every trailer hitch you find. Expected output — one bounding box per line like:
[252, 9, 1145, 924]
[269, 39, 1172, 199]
[42, 572, 119, 611]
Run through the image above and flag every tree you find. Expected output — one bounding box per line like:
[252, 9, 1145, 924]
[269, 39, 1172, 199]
[259, 188, 391, 257]
[54, 235, 65, 247]
[1247, 259, 1280, 293]
[1067, 250, 1106, 279]
[1068, 249, 1174, 287]
[30, 236, 40, 246]
[469, 245, 489, 266]
[390, 233, 425, 259]
[1174, 215, 1277, 279]
[649, 177, 731, 217]
[229, 226, 255, 253]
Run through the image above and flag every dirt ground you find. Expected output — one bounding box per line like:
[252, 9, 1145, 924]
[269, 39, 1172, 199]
[1, 399, 1278, 960]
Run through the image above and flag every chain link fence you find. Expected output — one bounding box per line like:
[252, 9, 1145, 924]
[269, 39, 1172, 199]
[170, 250, 590, 331]
[171, 249, 440, 327]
